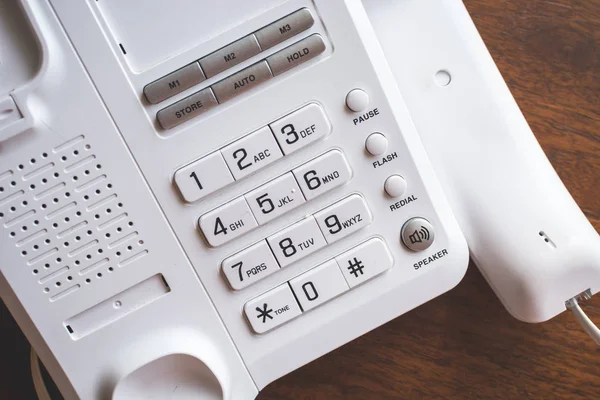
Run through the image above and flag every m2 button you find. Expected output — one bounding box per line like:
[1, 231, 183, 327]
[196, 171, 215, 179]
[266, 34, 326, 76]
[199, 197, 258, 247]
[222, 241, 280, 290]
[212, 61, 272, 103]
[314, 195, 372, 244]
[157, 88, 218, 130]
[336, 238, 394, 288]
[244, 284, 302, 334]
[293, 150, 352, 200]
[269, 103, 331, 155]
[221, 126, 283, 180]
[174, 152, 234, 203]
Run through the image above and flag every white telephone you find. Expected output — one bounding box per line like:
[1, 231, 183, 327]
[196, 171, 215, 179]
[0, 0, 598, 399]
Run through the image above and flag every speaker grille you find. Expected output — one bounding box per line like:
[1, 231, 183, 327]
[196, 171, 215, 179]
[0, 135, 148, 302]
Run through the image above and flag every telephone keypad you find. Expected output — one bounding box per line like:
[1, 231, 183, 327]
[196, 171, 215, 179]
[221, 126, 283, 180]
[199, 197, 258, 247]
[245, 173, 306, 225]
[292, 150, 352, 200]
[266, 216, 327, 267]
[244, 238, 393, 334]
[222, 241, 280, 290]
[314, 194, 372, 244]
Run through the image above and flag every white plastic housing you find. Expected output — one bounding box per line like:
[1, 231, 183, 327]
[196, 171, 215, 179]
[364, 0, 600, 323]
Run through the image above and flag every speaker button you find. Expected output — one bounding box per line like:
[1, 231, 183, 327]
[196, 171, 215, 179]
[401, 218, 435, 252]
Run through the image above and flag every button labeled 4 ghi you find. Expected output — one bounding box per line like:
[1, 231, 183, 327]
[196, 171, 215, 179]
[199, 198, 258, 247]
[336, 238, 393, 288]
[293, 150, 352, 200]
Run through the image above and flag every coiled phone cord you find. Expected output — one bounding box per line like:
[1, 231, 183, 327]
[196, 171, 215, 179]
[567, 298, 600, 346]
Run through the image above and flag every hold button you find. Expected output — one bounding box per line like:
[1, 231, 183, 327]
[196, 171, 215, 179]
[266, 34, 326, 76]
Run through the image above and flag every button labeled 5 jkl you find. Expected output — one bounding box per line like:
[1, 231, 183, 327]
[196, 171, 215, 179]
[246, 173, 306, 225]
[269, 103, 331, 155]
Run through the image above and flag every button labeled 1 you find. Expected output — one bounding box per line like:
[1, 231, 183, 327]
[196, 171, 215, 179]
[221, 127, 283, 180]
[174, 152, 234, 203]
[269, 103, 331, 155]
[267, 216, 327, 267]
[246, 173, 305, 225]
[336, 238, 394, 288]
[293, 150, 352, 200]
[289, 260, 349, 311]
[314, 194, 372, 244]
[199, 197, 258, 247]
[222, 241, 280, 290]
[244, 284, 302, 334]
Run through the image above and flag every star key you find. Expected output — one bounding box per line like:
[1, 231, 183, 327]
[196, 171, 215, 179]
[256, 303, 274, 323]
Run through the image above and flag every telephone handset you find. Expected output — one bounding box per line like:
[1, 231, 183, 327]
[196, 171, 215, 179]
[0, 0, 597, 399]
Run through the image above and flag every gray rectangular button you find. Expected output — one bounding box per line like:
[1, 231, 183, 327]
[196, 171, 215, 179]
[266, 34, 326, 76]
[211, 61, 272, 103]
[144, 62, 205, 104]
[255, 8, 315, 50]
[157, 88, 218, 129]
[200, 35, 261, 78]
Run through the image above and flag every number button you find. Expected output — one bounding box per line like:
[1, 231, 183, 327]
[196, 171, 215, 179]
[292, 150, 352, 200]
[289, 260, 349, 311]
[314, 195, 372, 244]
[199, 198, 258, 247]
[335, 238, 394, 288]
[222, 241, 280, 290]
[266, 216, 327, 267]
[269, 103, 331, 155]
[174, 152, 234, 203]
[221, 126, 283, 180]
[245, 173, 306, 225]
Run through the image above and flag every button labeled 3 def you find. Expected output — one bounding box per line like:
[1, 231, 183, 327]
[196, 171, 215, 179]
[269, 103, 331, 155]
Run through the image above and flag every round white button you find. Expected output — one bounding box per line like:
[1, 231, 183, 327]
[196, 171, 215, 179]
[346, 89, 370, 112]
[365, 133, 388, 156]
[384, 175, 407, 198]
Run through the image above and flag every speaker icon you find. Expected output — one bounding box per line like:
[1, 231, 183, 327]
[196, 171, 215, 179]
[408, 226, 431, 245]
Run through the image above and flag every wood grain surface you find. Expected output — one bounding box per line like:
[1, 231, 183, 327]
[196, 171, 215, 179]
[2, 0, 599, 399]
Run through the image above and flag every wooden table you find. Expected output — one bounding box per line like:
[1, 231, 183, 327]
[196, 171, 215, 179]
[2, 0, 599, 398]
